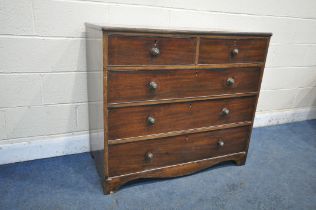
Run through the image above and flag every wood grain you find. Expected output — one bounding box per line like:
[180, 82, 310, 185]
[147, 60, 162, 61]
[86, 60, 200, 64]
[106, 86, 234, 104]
[86, 26, 105, 178]
[86, 24, 271, 194]
[108, 34, 196, 65]
[108, 63, 263, 70]
[108, 126, 250, 177]
[108, 121, 252, 144]
[86, 23, 272, 37]
[109, 96, 256, 140]
[108, 92, 257, 108]
[109, 67, 261, 103]
[103, 33, 109, 178]
[104, 152, 246, 194]
[199, 38, 268, 64]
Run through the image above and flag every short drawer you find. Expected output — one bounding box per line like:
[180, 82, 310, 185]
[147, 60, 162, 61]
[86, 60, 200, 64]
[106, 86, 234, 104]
[108, 35, 196, 65]
[108, 96, 256, 140]
[199, 38, 268, 64]
[108, 126, 250, 176]
[109, 67, 261, 103]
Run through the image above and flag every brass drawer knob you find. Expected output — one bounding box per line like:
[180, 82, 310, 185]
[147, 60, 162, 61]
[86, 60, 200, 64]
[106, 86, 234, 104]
[231, 48, 239, 56]
[150, 42, 160, 57]
[147, 116, 155, 125]
[150, 40, 160, 57]
[149, 81, 158, 90]
[150, 47, 160, 56]
[145, 152, 154, 161]
[222, 107, 230, 115]
[217, 140, 225, 147]
[226, 77, 235, 86]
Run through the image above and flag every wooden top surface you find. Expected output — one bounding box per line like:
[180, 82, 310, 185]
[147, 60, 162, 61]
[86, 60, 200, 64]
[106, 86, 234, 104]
[85, 23, 272, 37]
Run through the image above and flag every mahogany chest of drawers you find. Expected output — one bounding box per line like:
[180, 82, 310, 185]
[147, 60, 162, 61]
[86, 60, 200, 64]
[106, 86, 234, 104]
[86, 24, 271, 194]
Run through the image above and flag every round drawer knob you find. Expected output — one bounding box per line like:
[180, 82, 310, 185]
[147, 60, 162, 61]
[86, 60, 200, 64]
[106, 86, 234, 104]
[226, 77, 235, 87]
[150, 46, 160, 57]
[147, 116, 155, 125]
[149, 81, 158, 90]
[217, 140, 225, 147]
[145, 152, 154, 161]
[231, 48, 239, 56]
[222, 107, 230, 116]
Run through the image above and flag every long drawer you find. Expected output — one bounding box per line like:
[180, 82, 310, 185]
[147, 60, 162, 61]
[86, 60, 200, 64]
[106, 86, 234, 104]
[108, 96, 256, 140]
[108, 126, 250, 176]
[109, 67, 261, 103]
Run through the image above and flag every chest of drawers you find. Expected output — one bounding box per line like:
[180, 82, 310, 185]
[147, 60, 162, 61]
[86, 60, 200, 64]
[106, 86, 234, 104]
[86, 24, 271, 194]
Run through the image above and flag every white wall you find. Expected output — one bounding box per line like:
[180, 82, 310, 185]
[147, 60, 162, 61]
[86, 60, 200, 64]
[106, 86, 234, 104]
[1, 0, 316, 163]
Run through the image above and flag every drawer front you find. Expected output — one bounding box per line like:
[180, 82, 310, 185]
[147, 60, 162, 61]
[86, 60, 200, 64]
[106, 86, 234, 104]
[109, 68, 261, 103]
[109, 96, 256, 140]
[108, 126, 250, 176]
[199, 38, 268, 64]
[108, 35, 196, 65]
